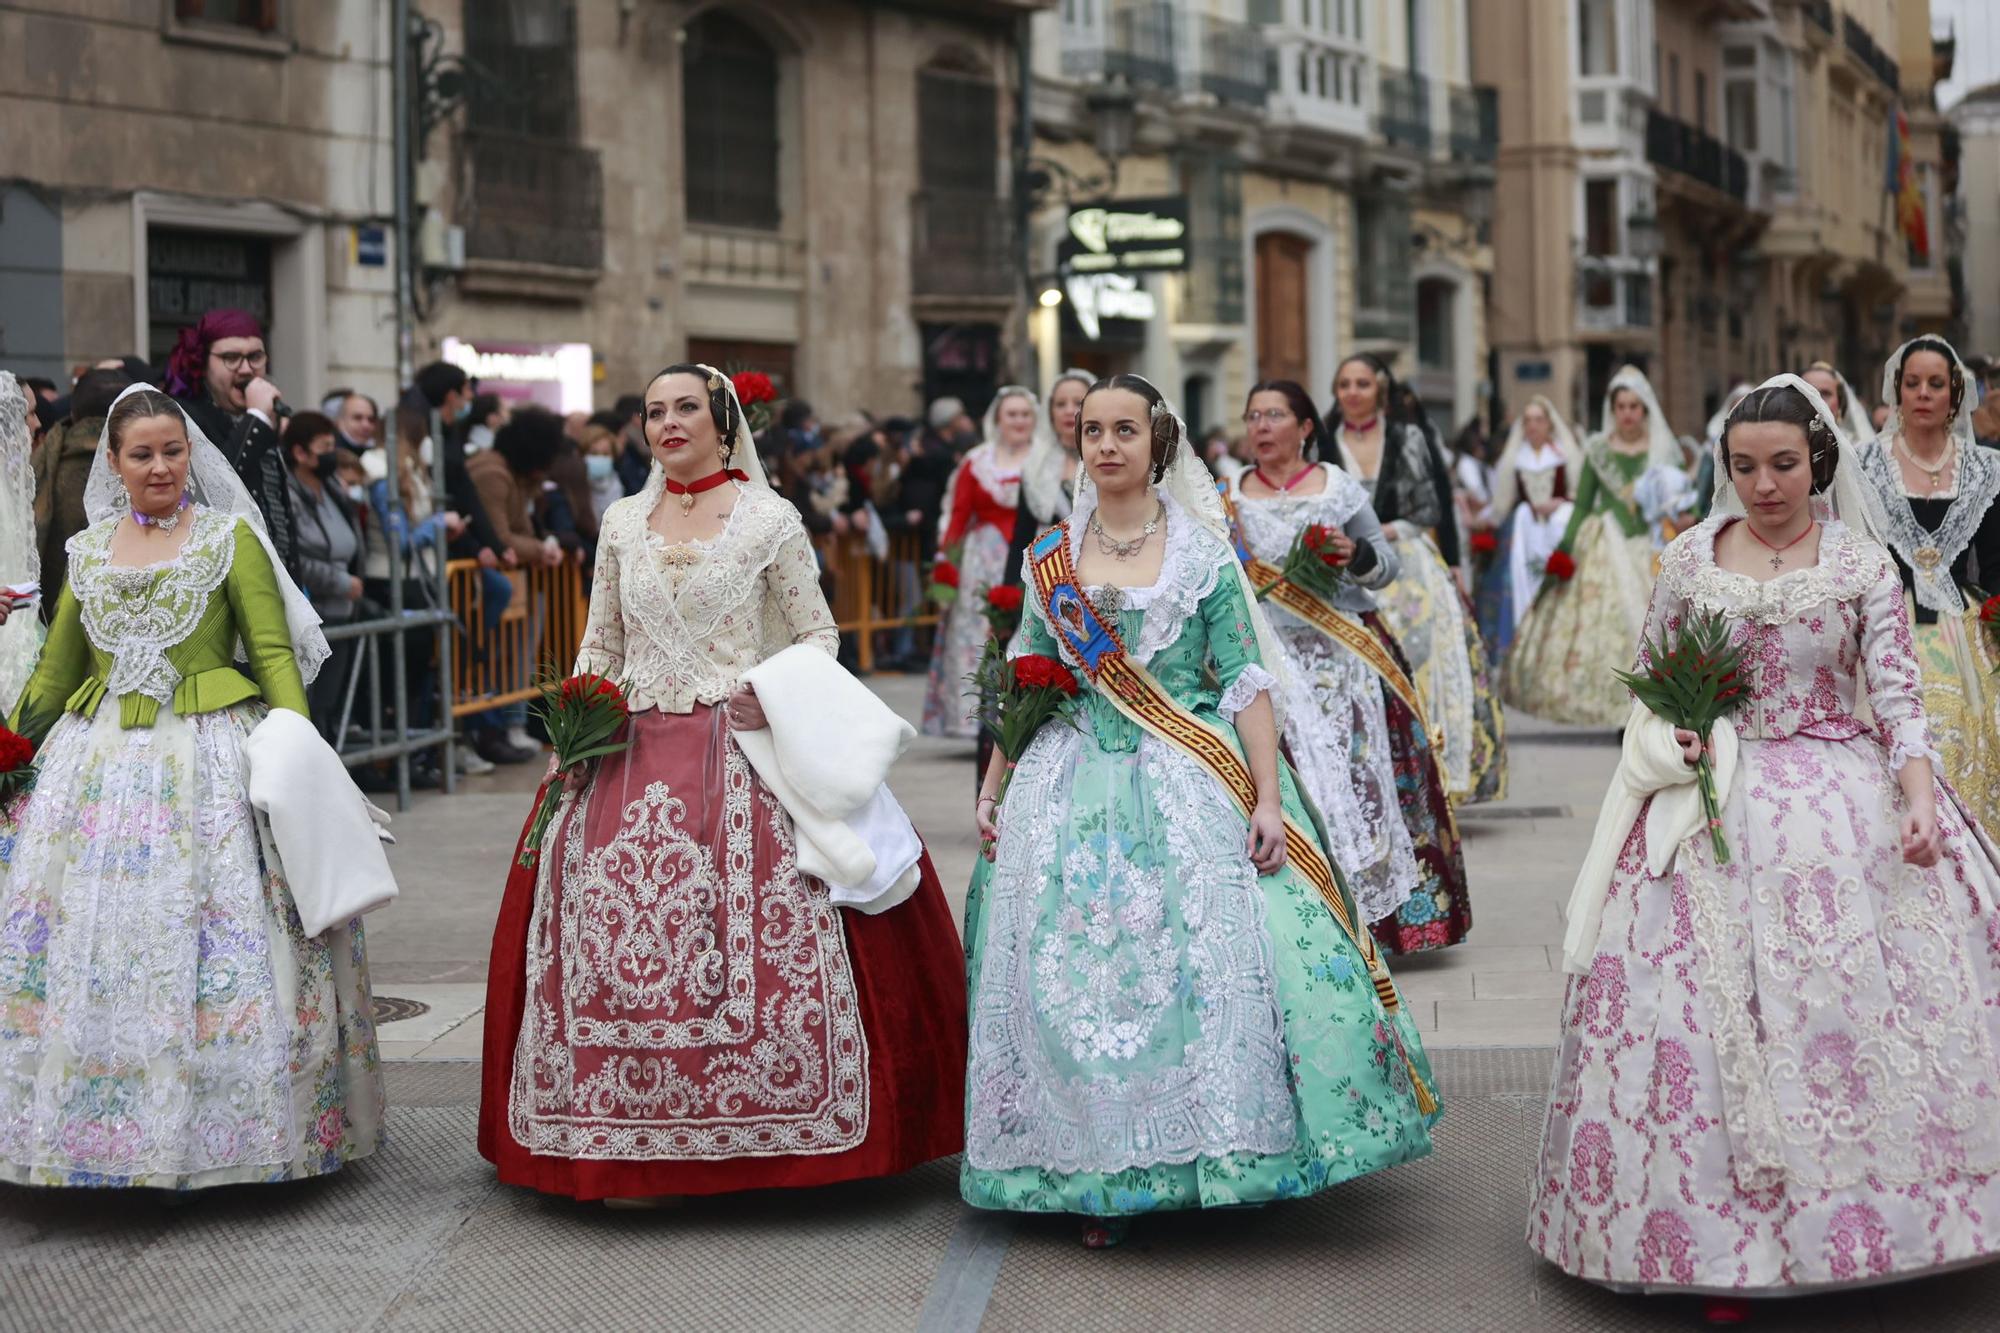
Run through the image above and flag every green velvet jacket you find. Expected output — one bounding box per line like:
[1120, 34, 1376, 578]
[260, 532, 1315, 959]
[11, 510, 310, 741]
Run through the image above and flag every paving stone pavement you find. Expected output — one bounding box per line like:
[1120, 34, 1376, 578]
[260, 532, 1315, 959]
[14, 679, 2000, 1326]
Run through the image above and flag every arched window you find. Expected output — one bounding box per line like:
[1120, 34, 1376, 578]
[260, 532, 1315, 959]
[684, 11, 781, 230]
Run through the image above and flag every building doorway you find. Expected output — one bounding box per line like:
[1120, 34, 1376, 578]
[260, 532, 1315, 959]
[1254, 231, 1312, 384]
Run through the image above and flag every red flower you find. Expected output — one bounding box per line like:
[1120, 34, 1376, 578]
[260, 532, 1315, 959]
[1470, 530, 1499, 555]
[933, 560, 960, 589]
[557, 673, 627, 713]
[731, 371, 777, 406]
[1012, 654, 1080, 697]
[1545, 550, 1577, 581]
[985, 585, 1024, 613]
[1300, 524, 1348, 568]
[1982, 593, 2000, 626]
[0, 727, 30, 772]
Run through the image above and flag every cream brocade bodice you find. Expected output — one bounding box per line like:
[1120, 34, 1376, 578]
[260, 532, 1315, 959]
[573, 484, 839, 713]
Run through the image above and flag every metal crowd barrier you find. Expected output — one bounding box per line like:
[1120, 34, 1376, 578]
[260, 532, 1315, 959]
[813, 529, 942, 672]
[445, 558, 592, 714]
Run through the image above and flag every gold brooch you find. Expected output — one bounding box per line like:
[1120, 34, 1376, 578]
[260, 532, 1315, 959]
[1913, 546, 1943, 570]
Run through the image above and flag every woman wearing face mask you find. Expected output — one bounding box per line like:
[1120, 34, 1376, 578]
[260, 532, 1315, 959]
[1531, 377, 2000, 1318]
[1220, 380, 1470, 941]
[284, 410, 365, 742]
[921, 386, 1039, 739]
[1329, 354, 1505, 815]
[580, 418, 625, 525]
[478, 365, 967, 1205]
[1503, 365, 1683, 728]
[1476, 396, 1582, 659]
[0, 385, 385, 1191]
[965, 374, 1438, 1249]
[1855, 335, 2000, 832]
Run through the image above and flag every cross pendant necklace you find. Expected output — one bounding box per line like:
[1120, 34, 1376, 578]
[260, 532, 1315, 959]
[1745, 518, 1815, 570]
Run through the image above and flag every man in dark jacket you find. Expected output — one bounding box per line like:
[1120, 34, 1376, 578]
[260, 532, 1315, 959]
[31, 367, 131, 617]
[161, 308, 299, 576]
[411, 362, 506, 570]
[612, 393, 650, 495]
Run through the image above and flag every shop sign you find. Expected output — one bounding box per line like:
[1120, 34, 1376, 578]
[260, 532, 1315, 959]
[440, 337, 594, 412]
[1062, 197, 1190, 274]
[1065, 272, 1157, 342]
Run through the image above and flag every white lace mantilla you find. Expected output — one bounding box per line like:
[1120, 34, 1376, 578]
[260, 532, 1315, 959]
[576, 486, 840, 712]
[65, 509, 239, 707]
[1858, 441, 2000, 615]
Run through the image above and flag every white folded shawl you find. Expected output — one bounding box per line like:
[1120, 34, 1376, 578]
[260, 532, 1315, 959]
[736, 645, 924, 914]
[1560, 702, 1739, 974]
[244, 708, 400, 937]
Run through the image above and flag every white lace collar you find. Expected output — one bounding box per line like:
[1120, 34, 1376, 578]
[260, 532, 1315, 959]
[967, 442, 1026, 501]
[1228, 463, 1368, 528]
[1035, 491, 1225, 665]
[1662, 516, 1889, 626]
[1857, 439, 2000, 614]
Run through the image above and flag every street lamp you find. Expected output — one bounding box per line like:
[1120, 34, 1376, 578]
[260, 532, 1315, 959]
[1625, 209, 1663, 261]
[1019, 77, 1139, 209]
[1039, 286, 1065, 308]
[1083, 80, 1138, 165]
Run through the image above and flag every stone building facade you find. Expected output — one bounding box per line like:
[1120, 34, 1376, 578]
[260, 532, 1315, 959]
[0, 0, 1048, 417]
[1475, 0, 1957, 438]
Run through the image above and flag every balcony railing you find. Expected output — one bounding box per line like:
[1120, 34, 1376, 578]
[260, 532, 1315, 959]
[1377, 67, 1432, 153]
[1646, 109, 1750, 204]
[1841, 13, 1900, 93]
[1577, 258, 1654, 331]
[1803, 0, 1834, 36]
[1449, 84, 1498, 163]
[457, 130, 603, 271]
[1063, 1, 1179, 90]
[1199, 15, 1266, 108]
[911, 189, 1014, 299]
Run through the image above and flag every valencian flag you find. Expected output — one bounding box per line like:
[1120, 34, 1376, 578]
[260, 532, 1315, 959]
[1886, 104, 1930, 260]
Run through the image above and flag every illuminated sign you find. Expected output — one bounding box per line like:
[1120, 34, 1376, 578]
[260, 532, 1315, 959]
[1065, 272, 1157, 341]
[1062, 197, 1190, 274]
[440, 338, 595, 413]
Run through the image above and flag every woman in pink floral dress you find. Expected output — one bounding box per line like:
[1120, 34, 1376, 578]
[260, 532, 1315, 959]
[1528, 378, 2000, 1316]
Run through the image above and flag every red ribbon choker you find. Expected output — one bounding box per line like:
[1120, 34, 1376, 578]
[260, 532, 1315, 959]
[663, 468, 748, 497]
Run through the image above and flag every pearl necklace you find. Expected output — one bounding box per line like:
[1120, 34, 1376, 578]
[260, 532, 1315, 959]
[1896, 435, 1956, 494]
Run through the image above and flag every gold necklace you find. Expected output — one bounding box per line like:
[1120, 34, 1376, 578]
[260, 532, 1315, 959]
[1897, 436, 1955, 493]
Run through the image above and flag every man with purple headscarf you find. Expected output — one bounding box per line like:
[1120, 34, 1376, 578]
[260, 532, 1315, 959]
[164, 307, 299, 576]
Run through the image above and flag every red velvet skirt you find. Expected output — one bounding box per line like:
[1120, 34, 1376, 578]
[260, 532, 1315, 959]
[477, 704, 967, 1200]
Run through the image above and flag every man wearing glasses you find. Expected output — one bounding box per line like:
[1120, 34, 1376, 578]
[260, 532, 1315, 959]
[163, 308, 299, 576]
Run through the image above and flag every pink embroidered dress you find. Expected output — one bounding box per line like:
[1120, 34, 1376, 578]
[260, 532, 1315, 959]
[478, 480, 967, 1200]
[1529, 516, 2000, 1294]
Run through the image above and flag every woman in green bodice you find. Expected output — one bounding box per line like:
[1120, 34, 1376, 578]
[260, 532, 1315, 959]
[1502, 365, 1686, 726]
[0, 386, 384, 1191]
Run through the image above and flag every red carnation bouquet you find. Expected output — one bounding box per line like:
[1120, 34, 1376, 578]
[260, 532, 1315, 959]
[1470, 529, 1499, 556]
[973, 652, 1081, 854]
[983, 584, 1025, 642]
[0, 724, 36, 804]
[928, 544, 963, 607]
[731, 370, 778, 436]
[517, 671, 634, 868]
[1613, 608, 1747, 864]
[1254, 523, 1349, 603]
[1545, 549, 1577, 582]
[1980, 593, 1999, 667]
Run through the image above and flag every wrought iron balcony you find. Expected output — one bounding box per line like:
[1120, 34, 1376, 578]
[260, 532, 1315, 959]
[1377, 67, 1432, 153]
[1841, 13, 1900, 92]
[1449, 84, 1498, 164]
[457, 130, 603, 272]
[1645, 109, 1750, 205]
[1064, 1, 1178, 91]
[911, 189, 1014, 299]
[1199, 15, 1266, 108]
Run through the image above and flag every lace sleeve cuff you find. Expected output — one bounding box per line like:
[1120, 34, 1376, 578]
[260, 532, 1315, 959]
[1218, 663, 1279, 721]
[1886, 720, 1942, 771]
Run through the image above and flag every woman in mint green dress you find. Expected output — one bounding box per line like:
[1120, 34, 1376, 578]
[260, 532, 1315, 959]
[966, 375, 1438, 1248]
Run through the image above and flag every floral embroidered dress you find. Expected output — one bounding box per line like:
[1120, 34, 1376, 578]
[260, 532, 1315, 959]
[961, 497, 1438, 1217]
[1337, 423, 1507, 806]
[478, 478, 967, 1200]
[1857, 440, 2000, 835]
[1529, 517, 2000, 1294]
[923, 443, 1021, 738]
[1224, 465, 1472, 940]
[1477, 440, 1576, 659]
[0, 509, 384, 1189]
[1503, 442, 1659, 726]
